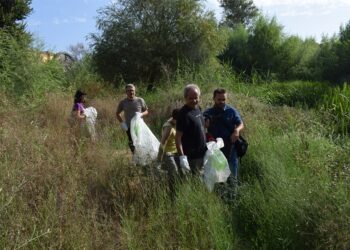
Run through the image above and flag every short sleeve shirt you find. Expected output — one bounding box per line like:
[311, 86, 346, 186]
[176, 105, 207, 159]
[72, 102, 85, 113]
[162, 120, 177, 154]
[203, 104, 242, 140]
[116, 97, 148, 127]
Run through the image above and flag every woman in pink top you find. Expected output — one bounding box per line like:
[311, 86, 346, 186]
[70, 90, 87, 137]
[72, 90, 86, 119]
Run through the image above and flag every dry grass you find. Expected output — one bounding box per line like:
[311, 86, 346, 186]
[0, 92, 138, 248]
[2, 84, 350, 249]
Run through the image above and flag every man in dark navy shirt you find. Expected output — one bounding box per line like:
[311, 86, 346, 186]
[203, 88, 244, 178]
[176, 84, 207, 175]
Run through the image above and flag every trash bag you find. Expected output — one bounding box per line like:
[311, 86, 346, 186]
[203, 138, 230, 192]
[84, 107, 97, 140]
[130, 114, 160, 166]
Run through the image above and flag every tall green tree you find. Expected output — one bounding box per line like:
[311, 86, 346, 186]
[277, 36, 319, 80]
[337, 20, 350, 82]
[247, 16, 283, 77]
[91, 0, 225, 83]
[218, 24, 250, 73]
[0, 0, 32, 34]
[220, 0, 259, 27]
[315, 20, 350, 83]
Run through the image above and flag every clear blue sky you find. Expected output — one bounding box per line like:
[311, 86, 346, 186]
[26, 0, 350, 52]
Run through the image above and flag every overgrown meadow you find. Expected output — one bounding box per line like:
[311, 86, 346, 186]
[1, 52, 350, 249]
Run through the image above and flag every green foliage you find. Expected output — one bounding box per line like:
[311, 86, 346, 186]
[232, 94, 350, 249]
[218, 24, 250, 73]
[339, 21, 350, 42]
[336, 22, 350, 82]
[0, 0, 32, 37]
[252, 81, 330, 108]
[218, 15, 350, 83]
[247, 16, 283, 75]
[65, 54, 108, 97]
[220, 16, 290, 80]
[0, 29, 67, 105]
[220, 0, 259, 27]
[91, 0, 226, 84]
[1, 62, 350, 248]
[278, 37, 320, 80]
[311, 20, 350, 83]
[312, 36, 338, 81]
[322, 83, 350, 135]
[122, 180, 237, 249]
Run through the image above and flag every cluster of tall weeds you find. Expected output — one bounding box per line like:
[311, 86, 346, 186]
[322, 83, 350, 136]
[233, 95, 350, 249]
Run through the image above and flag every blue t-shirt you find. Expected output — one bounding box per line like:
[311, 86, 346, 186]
[203, 104, 242, 140]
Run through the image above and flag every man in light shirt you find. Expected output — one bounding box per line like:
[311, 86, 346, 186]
[116, 84, 148, 153]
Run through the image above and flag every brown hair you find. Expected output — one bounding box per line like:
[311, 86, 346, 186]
[213, 88, 226, 98]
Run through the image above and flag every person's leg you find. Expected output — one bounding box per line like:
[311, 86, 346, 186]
[188, 158, 204, 175]
[229, 144, 239, 178]
[126, 129, 135, 153]
[163, 155, 178, 200]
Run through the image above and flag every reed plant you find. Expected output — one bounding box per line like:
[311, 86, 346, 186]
[322, 83, 350, 135]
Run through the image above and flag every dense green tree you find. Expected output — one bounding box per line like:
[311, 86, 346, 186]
[0, 0, 32, 33]
[277, 36, 319, 80]
[247, 16, 283, 76]
[219, 16, 284, 78]
[337, 21, 350, 82]
[339, 21, 350, 42]
[313, 37, 338, 82]
[314, 21, 350, 83]
[218, 24, 250, 73]
[219, 15, 321, 81]
[91, 0, 225, 83]
[220, 0, 259, 27]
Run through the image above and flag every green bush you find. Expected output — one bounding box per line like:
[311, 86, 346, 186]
[0, 30, 67, 105]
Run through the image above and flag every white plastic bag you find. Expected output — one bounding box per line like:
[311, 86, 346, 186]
[84, 107, 97, 140]
[203, 138, 230, 192]
[130, 114, 160, 166]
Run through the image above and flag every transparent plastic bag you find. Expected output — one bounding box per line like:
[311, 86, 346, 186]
[130, 114, 160, 166]
[84, 107, 97, 140]
[203, 138, 230, 191]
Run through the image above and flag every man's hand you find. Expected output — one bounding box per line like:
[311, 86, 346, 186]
[179, 155, 190, 171]
[231, 129, 239, 143]
[120, 122, 128, 131]
[135, 112, 142, 119]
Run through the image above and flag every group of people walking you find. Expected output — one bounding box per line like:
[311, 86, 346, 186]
[71, 83, 244, 184]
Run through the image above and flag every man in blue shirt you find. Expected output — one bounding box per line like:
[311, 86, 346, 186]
[203, 88, 244, 178]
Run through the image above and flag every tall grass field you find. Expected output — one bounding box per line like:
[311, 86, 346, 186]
[1, 64, 350, 249]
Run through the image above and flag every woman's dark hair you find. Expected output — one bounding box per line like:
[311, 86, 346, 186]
[172, 108, 180, 120]
[74, 90, 86, 103]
